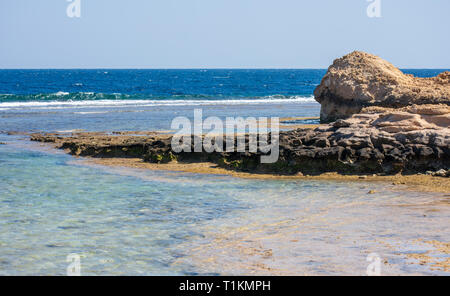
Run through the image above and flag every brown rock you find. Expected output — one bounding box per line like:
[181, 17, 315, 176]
[314, 51, 450, 123]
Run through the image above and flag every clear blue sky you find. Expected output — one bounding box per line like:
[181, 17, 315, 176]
[1, 0, 449, 68]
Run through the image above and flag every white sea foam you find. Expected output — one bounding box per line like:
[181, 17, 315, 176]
[55, 91, 70, 96]
[74, 111, 110, 115]
[0, 96, 316, 110]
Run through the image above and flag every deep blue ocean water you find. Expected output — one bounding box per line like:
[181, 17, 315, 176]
[0, 69, 325, 98]
[0, 69, 449, 275]
[0, 69, 445, 99]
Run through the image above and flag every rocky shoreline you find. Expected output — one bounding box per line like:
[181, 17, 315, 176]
[28, 52, 449, 179]
[29, 108, 449, 177]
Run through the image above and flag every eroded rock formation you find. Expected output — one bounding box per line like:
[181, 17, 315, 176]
[314, 51, 450, 123]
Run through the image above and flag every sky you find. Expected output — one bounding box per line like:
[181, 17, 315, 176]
[0, 0, 449, 69]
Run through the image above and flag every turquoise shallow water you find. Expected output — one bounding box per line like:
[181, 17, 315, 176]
[0, 139, 449, 275]
[0, 142, 244, 275]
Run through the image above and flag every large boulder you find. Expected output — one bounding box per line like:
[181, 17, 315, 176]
[314, 51, 450, 123]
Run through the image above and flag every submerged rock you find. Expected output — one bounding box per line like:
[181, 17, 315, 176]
[314, 51, 450, 123]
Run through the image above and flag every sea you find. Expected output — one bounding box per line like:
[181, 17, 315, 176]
[0, 69, 448, 275]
